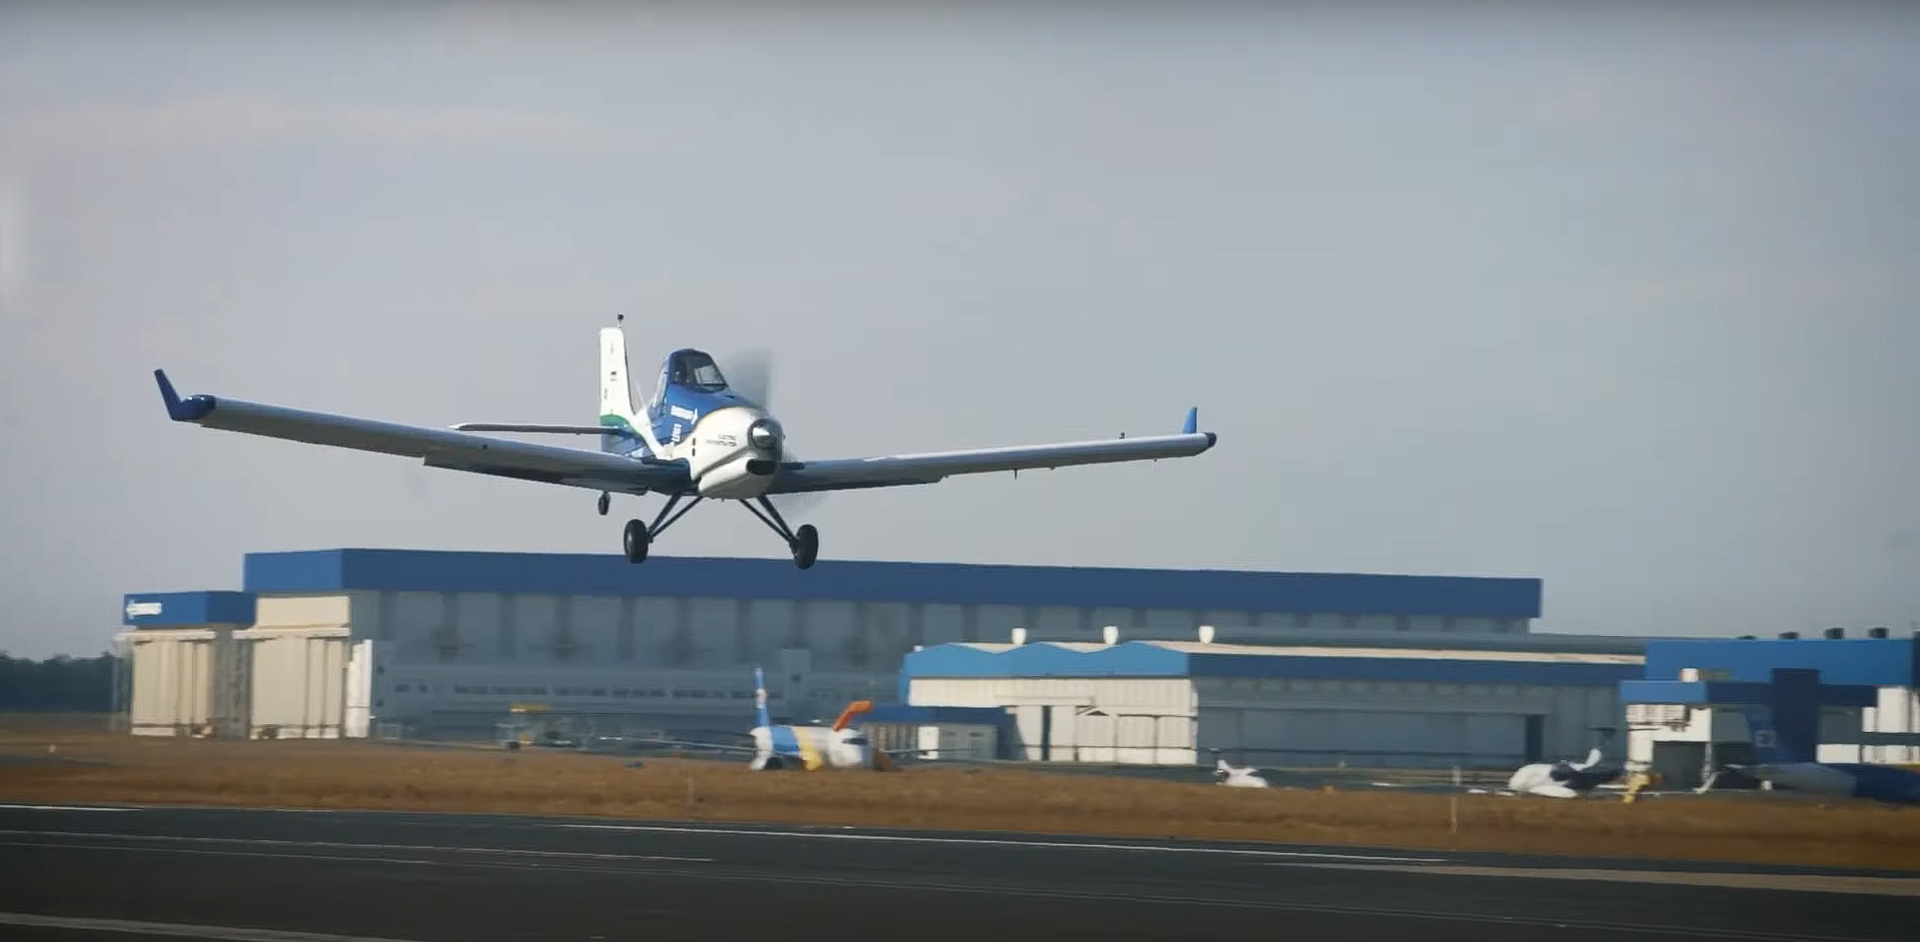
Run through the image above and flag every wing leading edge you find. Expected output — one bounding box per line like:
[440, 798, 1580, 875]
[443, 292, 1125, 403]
[766, 408, 1218, 496]
[152, 370, 690, 495]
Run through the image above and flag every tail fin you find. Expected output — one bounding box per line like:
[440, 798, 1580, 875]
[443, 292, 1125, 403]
[599, 321, 650, 456]
[752, 667, 772, 728]
[1733, 704, 1807, 765]
[1575, 747, 1602, 769]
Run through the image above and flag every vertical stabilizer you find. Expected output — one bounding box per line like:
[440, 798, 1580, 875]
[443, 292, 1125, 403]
[752, 667, 772, 729]
[1733, 704, 1809, 765]
[599, 320, 655, 456]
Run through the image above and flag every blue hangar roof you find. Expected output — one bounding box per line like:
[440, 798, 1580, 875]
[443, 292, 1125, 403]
[1642, 638, 1920, 688]
[121, 591, 257, 627]
[239, 548, 1542, 618]
[901, 640, 1640, 687]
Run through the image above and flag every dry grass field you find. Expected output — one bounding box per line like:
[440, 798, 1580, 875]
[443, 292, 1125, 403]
[3, 715, 1918, 872]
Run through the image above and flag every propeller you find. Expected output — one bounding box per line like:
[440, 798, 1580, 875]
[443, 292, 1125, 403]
[720, 347, 824, 518]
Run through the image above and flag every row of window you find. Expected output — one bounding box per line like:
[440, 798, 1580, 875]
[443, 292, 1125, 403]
[387, 682, 865, 703]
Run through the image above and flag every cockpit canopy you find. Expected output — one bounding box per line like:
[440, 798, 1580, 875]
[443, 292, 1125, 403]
[666, 349, 729, 392]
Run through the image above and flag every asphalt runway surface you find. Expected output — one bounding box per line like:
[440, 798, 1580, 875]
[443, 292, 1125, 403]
[1, 803, 1915, 942]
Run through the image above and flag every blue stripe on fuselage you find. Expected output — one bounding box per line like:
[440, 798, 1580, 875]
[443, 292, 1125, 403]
[599, 415, 649, 457]
[652, 382, 754, 450]
[769, 724, 801, 757]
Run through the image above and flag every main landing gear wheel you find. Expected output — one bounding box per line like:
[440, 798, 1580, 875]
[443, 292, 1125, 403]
[623, 518, 650, 564]
[743, 496, 822, 570]
[619, 492, 702, 564]
[791, 524, 819, 570]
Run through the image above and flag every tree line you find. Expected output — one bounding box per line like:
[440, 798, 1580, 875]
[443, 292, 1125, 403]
[0, 652, 120, 711]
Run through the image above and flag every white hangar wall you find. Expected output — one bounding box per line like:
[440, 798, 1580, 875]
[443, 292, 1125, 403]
[121, 549, 1551, 740]
[903, 642, 1642, 769]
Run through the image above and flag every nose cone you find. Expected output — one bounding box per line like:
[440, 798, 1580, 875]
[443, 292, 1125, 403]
[747, 417, 783, 451]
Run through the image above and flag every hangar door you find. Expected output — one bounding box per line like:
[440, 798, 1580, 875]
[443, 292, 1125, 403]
[1198, 708, 1530, 768]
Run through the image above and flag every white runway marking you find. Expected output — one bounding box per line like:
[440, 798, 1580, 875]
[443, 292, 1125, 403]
[1285, 862, 1920, 897]
[559, 822, 1450, 863]
[0, 803, 136, 812]
[0, 829, 712, 864]
[0, 911, 431, 942]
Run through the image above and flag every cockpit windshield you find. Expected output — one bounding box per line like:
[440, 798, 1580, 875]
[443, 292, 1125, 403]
[842, 736, 869, 747]
[668, 351, 729, 391]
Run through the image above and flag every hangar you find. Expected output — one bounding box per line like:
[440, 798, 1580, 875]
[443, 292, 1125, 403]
[115, 547, 1551, 741]
[900, 637, 1642, 768]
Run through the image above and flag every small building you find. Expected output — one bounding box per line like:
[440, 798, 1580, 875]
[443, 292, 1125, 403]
[901, 636, 1643, 768]
[115, 547, 1549, 741]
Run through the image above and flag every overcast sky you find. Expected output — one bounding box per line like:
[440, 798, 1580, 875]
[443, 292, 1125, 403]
[2, 2, 1916, 657]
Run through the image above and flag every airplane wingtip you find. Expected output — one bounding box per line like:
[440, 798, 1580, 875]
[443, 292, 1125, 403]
[154, 368, 216, 422]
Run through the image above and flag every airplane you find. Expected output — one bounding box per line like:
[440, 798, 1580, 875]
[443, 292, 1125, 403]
[150, 315, 1218, 569]
[1503, 747, 1625, 798]
[1210, 750, 1271, 788]
[637, 668, 909, 771]
[1697, 704, 1920, 804]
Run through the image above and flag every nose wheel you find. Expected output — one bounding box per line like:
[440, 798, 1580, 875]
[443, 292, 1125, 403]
[744, 497, 821, 569]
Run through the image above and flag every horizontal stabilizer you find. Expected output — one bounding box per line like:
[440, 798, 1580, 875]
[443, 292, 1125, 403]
[451, 423, 633, 436]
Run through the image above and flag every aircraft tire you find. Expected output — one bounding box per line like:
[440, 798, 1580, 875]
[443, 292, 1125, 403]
[623, 519, 650, 564]
[792, 524, 819, 570]
[597, 492, 611, 516]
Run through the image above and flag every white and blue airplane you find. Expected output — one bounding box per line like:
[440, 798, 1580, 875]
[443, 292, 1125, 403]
[642, 668, 901, 772]
[152, 315, 1218, 568]
[1504, 747, 1624, 798]
[1699, 704, 1920, 804]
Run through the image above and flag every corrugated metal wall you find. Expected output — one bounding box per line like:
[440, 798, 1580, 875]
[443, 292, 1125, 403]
[125, 630, 214, 736]
[907, 677, 1196, 765]
[1194, 677, 1622, 769]
[239, 626, 351, 739]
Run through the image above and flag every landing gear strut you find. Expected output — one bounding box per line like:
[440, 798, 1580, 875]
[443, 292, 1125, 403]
[621, 491, 702, 564]
[744, 496, 820, 569]
[618, 492, 819, 569]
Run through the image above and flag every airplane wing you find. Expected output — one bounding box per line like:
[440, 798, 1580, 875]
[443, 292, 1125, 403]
[152, 370, 690, 495]
[765, 408, 1218, 496]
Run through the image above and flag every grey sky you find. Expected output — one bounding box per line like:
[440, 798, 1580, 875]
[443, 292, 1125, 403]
[2, 2, 1916, 657]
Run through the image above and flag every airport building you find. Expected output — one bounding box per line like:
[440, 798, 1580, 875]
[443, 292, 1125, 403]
[1620, 634, 1920, 787]
[899, 639, 1642, 768]
[115, 547, 1565, 745]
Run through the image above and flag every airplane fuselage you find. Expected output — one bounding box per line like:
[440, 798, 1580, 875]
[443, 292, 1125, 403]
[615, 371, 785, 501]
[749, 723, 871, 771]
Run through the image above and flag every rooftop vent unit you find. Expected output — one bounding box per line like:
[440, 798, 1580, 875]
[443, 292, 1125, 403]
[1101, 625, 1119, 646]
[1737, 635, 1756, 640]
[1823, 627, 1845, 640]
[1868, 627, 1890, 639]
[1779, 631, 1799, 640]
[1198, 624, 1216, 645]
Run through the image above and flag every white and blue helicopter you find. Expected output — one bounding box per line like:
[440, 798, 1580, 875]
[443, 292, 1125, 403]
[152, 315, 1218, 568]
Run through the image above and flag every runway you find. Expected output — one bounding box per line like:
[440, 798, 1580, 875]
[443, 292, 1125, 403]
[1, 803, 1914, 942]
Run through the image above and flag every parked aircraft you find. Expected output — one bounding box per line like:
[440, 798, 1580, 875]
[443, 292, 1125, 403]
[152, 316, 1217, 569]
[1697, 704, 1920, 804]
[635, 668, 907, 772]
[1505, 747, 1625, 798]
[1210, 751, 1271, 788]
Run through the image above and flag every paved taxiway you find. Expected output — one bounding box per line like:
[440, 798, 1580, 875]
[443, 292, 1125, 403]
[1, 803, 1914, 942]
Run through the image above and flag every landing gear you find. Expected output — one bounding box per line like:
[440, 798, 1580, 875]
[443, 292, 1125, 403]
[616, 492, 820, 569]
[597, 492, 611, 516]
[620, 491, 702, 565]
[744, 496, 821, 569]
[623, 518, 648, 563]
